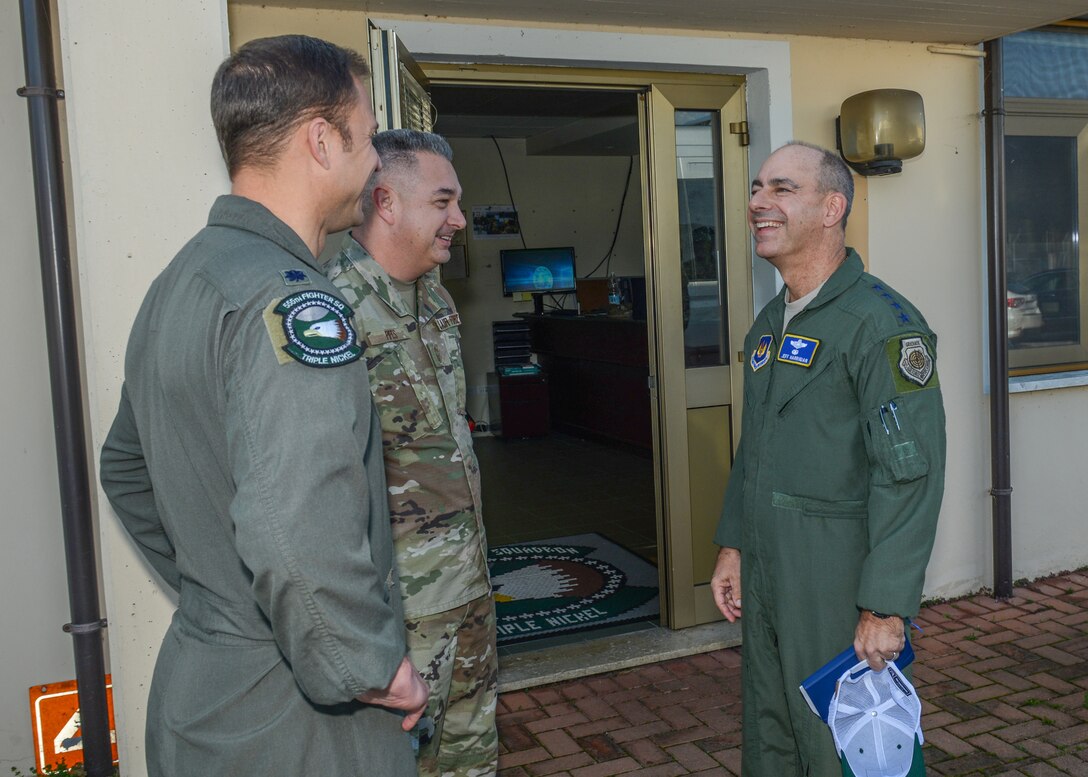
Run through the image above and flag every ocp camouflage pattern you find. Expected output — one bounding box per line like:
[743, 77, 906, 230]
[328, 237, 490, 619]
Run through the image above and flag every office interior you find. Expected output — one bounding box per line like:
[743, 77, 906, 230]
[433, 85, 661, 567]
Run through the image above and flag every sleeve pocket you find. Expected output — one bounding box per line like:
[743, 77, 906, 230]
[864, 404, 930, 483]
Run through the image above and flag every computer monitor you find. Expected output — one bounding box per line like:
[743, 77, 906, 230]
[499, 247, 578, 296]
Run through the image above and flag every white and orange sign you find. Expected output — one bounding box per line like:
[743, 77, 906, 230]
[29, 677, 118, 771]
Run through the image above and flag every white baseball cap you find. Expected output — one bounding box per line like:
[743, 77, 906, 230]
[828, 659, 925, 777]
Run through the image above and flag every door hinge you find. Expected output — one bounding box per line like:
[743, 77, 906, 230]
[729, 121, 750, 146]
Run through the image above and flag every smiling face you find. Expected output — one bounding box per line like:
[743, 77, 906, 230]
[748, 145, 836, 266]
[388, 151, 466, 277]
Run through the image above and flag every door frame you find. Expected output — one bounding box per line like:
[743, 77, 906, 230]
[408, 61, 753, 628]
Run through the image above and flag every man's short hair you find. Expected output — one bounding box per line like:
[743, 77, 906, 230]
[211, 35, 370, 177]
[785, 140, 855, 230]
[362, 129, 455, 218]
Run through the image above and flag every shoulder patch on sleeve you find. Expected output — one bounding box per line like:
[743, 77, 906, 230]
[262, 290, 362, 368]
[887, 333, 938, 391]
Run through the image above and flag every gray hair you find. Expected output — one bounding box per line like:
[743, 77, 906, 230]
[784, 140, 854, 230]
[362, 129, 454, 217]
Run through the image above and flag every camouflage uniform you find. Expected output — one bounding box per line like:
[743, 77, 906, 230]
[329, 234, 498, 777]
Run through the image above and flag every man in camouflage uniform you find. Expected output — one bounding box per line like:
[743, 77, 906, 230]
[328, 129, 497, 777]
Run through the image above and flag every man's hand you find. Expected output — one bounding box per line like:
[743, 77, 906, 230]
[357, 656, 429, 731]
[711, 546, 742, 622]
[854, 611, 907, 671]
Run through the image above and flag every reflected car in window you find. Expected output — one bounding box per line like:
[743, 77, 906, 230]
[1019, 268, 1080, 342]
[1007, 285, 1043, 340]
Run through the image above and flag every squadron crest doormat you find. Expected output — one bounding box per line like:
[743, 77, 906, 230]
[488, 533, 660, 645]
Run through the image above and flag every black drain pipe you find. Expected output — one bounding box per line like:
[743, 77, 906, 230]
[983, 38, 1014, 600]
[18, 0, 113, 774]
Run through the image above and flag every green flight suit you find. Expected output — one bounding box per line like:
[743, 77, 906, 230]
[100, 195, 415, 777]
[714, 250, 945, 777]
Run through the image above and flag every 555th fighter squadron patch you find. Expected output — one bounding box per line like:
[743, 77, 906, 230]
[264, 290, 362, 368]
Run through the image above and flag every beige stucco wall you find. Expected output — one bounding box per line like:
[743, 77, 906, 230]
[0, 3, 82, 767]
[52, 0, 231, 772]
[0, 2, 1073, 773]
[787, 37, 992, 595]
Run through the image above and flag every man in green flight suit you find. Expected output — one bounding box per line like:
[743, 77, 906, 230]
[328, 129, 497, 777]
[711, 141, 945, 776]
[99, 36, 427, 776]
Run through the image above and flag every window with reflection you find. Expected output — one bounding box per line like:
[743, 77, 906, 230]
[675, 110, 729, 368]
[1004, 30, 1088, 373]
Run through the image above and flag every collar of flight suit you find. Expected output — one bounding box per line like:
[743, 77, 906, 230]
[337, 233, 452, 326]
[207, 194, 325, 273]
[763, 247, 865, 339]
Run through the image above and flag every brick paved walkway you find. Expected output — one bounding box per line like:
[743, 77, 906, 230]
[497, 570, 1088, 776]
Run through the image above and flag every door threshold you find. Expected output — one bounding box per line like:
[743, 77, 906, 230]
[497, 619, 741, 692]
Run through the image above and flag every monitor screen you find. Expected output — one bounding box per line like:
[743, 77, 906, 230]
[500, 247, 577, 296]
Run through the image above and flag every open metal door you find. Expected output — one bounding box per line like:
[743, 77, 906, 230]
[368, 22, 435, 132]
[644, 82, 751, 628]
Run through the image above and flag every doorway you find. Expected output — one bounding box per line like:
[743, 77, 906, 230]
[373, 41, 755, 639]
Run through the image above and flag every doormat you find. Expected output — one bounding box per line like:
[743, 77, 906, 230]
[488, 533, 659, 645]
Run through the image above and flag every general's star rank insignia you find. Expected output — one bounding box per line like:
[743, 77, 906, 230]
[777, 333, 820, 367]
[265, 290, 362, 368]
[751, 334, 773, 371]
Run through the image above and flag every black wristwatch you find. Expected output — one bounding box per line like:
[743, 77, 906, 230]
[869, 610, 896, 619]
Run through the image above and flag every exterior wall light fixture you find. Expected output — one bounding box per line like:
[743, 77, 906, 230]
[836, 89, 925, 176]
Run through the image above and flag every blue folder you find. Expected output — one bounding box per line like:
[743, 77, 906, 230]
[799, 639, 915, 722]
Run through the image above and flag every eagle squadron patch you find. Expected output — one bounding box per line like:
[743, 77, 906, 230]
[266, 290, 362, 368]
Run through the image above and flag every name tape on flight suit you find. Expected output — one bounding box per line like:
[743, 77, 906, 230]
[777, 334, 820, 367]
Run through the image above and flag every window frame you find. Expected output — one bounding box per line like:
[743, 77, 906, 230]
[1005, 97, 1088, 376]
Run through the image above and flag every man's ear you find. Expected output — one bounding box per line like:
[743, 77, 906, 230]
[824, 192, 848, 228]
[373, 185, 397, 226]
[306, 118, 333, 170]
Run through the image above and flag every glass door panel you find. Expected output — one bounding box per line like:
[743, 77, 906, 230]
[646, 83, 749, 628]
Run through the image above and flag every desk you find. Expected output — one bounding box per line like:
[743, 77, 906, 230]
[487, 371, 550, 438]
[526, 314, 651, 449]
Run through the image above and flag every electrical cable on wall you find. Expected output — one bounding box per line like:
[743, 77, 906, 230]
[490, 136, 527, 249]
[583, 155, 635, 278]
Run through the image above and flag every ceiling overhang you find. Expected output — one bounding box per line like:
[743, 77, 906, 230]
[239, 0, 1088, 45]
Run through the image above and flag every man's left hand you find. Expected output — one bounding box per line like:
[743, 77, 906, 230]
[854, 610, 906, 671]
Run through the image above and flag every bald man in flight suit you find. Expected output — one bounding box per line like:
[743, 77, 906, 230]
[711, 141, 945, 776]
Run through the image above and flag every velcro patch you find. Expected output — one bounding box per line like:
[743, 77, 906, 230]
[887, 334, 938, 391]
[365, 327, 409, 346]
[263, 290, 362, 368]
[777, 334, 820, 367]
[280, 269, 310, 286]
[435, 312, 461, 330]
[751, 334, 773, 371]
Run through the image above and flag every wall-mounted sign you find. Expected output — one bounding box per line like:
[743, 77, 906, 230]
[29, 677, 118, 771]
